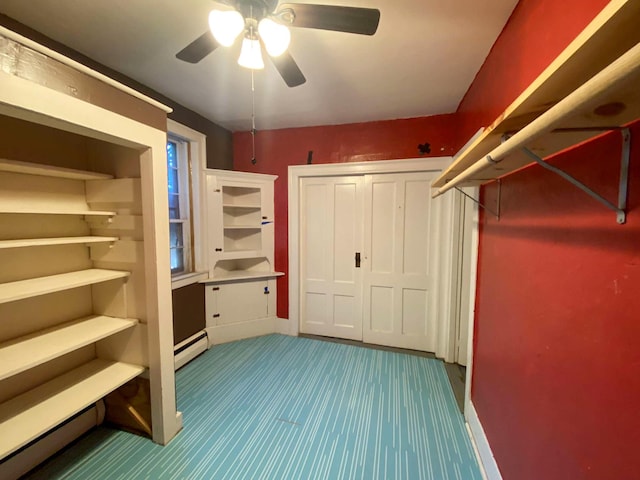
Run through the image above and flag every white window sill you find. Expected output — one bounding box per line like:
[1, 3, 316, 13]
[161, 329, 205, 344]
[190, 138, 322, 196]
[171, 271, 209, 290]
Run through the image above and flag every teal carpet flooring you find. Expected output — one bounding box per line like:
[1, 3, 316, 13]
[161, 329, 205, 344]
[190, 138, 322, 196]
[26, 334, 481, 479]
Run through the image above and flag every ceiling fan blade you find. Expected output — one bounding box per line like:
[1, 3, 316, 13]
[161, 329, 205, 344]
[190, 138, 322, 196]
[270, 51, 306, 87]
[176, 31, 219, 63]
[276, 4, 380, 35]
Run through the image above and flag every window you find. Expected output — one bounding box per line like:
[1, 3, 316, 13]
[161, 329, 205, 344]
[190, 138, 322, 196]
[167, 136, 192, 275]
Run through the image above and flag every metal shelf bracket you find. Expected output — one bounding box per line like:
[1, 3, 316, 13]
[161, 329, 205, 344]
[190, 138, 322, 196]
[521, 128, 631, 224]
[455, 179, 501, 220]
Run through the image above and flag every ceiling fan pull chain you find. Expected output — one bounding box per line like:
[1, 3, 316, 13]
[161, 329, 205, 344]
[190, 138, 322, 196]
[251, 68, 257, 165]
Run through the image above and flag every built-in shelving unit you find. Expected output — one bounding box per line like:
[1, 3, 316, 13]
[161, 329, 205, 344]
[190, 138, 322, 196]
[0, 29, 179, 477]
[204, 170, 282, 344]
[0, 154, 147, 469]
[0, 359, 144, 459]
[432, 0, 640, 204]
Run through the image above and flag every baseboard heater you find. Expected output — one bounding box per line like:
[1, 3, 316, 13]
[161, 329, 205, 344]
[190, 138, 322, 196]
[174, 330, 209, 370]
[0, 401, 105, 480]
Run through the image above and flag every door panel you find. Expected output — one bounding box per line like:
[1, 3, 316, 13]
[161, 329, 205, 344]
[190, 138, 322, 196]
[370, 181, 396, 273]
[370, 286, 393, 333]
[299, 176, 363, 340]
[363, 172, 437, 351]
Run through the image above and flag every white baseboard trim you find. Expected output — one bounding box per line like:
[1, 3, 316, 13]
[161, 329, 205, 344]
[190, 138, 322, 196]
[205, 316, 277, 345]
[0, 402, 102, 480]
[174, 333, 208, 370]
[466, 401, 502, 480]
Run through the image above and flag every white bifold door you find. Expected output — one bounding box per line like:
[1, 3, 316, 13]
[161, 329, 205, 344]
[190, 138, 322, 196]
[300, 176, 364, 340]
[300, 171, 439, 352]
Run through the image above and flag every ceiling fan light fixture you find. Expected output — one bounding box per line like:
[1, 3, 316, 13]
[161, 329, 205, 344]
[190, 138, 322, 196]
[258, 18, 291, 57]
[238, 37, 265, 70]
[208, 9, 244, 47]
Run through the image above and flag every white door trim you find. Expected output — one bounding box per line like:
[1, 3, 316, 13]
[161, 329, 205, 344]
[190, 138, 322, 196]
[289, 157, 463, 357]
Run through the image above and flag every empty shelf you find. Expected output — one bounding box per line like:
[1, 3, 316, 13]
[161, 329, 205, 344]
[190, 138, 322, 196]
[222, 204, 261, 209]
[0, 359, 144, 458]
[0, 158, 113, 180]
[433, 40, 640, 195]
[0, 315, 139, 381]
[203, 271, 285, 283]
[0, 236, 118, 250]
[433, 0, 640, 189]
[0, 269, 130, 304]
[223, 225, 261, 230]
[0, 207, 115, 216]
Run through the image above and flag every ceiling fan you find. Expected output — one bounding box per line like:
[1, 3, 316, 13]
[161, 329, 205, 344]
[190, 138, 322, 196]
[176, 0, 381, 87]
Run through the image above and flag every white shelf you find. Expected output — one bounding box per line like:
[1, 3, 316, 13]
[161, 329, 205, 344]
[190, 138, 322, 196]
[0, 158, 113, 180]
[0, 269, 130, 304]
[222, 203, 261, 209]
[0, 359, 144, 458]
[0, 236, 118, 250]
[203, 271, 285, 283]
[0, 207, 116, 216]
[223, 225, 261, 230]
[0, 315, 138, 381]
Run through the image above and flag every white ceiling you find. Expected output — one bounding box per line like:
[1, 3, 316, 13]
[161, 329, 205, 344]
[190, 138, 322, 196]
[0, 0, 518, 132]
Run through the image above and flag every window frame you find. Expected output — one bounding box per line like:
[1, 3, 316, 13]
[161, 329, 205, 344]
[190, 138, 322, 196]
[167, 136, 192, 275]
[167, 119, 208, 287]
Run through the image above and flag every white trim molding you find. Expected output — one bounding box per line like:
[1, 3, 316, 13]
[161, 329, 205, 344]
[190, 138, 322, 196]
[466, 401, 503, 480]
[0, 27, 172, 113]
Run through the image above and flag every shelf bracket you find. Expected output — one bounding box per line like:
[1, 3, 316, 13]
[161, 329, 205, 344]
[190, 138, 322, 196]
[455, 179, 501, 220]
[521, 128, 630, 224]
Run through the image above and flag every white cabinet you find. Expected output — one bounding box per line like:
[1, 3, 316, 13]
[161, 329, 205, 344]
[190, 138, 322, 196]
[203, 170, 283, 344]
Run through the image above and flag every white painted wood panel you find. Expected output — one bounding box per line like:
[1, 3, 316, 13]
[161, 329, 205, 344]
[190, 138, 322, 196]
[363, 172, 437, 351]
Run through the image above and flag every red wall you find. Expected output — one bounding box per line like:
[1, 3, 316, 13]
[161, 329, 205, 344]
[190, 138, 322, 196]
[233, 115, 459, 318]
[234, 1, 640, 477]
[460, 0, 640, 478]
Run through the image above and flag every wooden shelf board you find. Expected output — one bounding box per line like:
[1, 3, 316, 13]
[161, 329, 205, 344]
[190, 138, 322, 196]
[0, 359, 144, 458]
[0, 207, 115, 216]
[222, 203, 261, 210]
[0, 315, 138, 381]
[203, 271, 285, 283]
[440, 41, 640, 190]
[223, 225, 261, 230]
[0, 268, 130, 304]
[0, 236, 118, 250]
[0, 158, 113, 180]
[433, 0, 640, 188]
